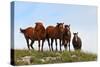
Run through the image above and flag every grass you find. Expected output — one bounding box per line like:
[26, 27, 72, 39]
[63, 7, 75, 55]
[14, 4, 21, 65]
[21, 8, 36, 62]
[12, 49, 97, 66]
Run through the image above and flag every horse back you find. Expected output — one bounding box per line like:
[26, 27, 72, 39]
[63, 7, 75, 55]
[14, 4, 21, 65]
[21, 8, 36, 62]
[46, 26, 55, 38]
[21, 27, 34, 40]
[34, 24, 46, 40]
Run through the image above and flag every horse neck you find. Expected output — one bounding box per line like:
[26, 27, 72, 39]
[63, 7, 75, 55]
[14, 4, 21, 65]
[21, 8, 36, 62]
[55, 26, 64, 38]
[65, 28, 69, 32]
[64, 28, 70, 35]
[67, 30, 71, 35]
[55, 26, 61, 32]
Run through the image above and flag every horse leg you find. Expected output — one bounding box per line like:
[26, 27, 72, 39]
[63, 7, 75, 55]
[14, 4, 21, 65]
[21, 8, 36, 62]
[26, 38, 30, 50]
[41, 39, 45, 51]
[62, 39, 64, 46]
[55, 39, 58, 51]
[38, 40, 40, 51]
[51, 39, 54, 51]
[64, 40, 67, 51]
[64, 45, 67, 51]
[60, 39, 62, 51]
[30, 40, 34, 50]
[74, 44, 77, 51]
[79, 44, 82, 50]
[47, 38, 51, 51]
[68, 40, 70, 51]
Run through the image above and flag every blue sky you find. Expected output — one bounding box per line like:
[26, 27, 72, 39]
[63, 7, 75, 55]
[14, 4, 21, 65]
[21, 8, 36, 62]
[13, 1, 97, 53]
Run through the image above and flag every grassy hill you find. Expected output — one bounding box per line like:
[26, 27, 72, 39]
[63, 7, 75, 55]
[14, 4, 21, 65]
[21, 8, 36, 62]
[12, 49, 97, 66]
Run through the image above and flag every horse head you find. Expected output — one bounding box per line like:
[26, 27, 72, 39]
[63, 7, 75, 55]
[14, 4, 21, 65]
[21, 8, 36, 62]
[73, 32, 78, 36]
[35, 22, 44, 30]
[56, 22, 64, 33]
[73, 32, 78, 41]
[35, 22, 43, 26]
[65, 24, 70, 31]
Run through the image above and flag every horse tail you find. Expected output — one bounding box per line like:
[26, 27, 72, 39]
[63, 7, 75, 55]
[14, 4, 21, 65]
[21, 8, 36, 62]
[20, 28, 25, 33]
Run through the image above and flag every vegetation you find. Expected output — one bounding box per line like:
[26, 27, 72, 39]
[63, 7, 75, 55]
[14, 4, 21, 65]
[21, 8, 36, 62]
[13, 49, 97, 66]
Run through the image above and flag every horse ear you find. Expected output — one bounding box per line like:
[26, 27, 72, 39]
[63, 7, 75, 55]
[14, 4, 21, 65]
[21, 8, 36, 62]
[20, 28, 22, 31]
[57, 22, 59, 24]
[77, 32, 78, 34]
[64, 25, 66, 28]
[69, 24, 70, 27]
[35, 22, 39, 25]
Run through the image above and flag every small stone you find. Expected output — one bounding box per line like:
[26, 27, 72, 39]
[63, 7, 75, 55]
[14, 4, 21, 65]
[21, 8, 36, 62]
[40, 59, 45, 62]
[21, 56, 32, 64]
[71, 55, 77, 58]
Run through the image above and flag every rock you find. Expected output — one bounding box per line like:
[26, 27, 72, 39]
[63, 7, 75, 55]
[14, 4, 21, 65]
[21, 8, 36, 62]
[21, 56, 33, 64]
[55, 53, 61, 56]
[44, 57, 51, 61]
[40, 59, 45, 63]
[44, 57, 61, 62]
[71, 54, 77, 58]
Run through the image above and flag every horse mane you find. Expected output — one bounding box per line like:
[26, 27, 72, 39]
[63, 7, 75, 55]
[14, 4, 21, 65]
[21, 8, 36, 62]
[55, 23, 64, 34]
[55, 24, 59, 32]
[55, 24, 60, 28]
[56, 24, 59, 27]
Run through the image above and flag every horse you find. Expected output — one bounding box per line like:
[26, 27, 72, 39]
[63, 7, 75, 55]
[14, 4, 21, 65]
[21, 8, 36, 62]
[46, 23, 64, 51]
[20, 22, 46, 51]
[34, 22, 46, 51]
[20, 27, 34, 50]
[72, 32, 82, 50]
[63, 25, 71, 51]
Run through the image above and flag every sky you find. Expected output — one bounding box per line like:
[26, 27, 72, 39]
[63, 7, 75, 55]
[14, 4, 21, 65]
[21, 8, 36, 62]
[12, 1, 97, 53]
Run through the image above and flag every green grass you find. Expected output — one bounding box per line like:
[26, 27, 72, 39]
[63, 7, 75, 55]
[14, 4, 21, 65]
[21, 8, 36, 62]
[12, 49, 97, 65]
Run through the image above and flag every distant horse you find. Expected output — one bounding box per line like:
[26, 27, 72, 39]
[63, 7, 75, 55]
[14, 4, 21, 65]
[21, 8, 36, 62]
[72, 32, 82, 50]
[20, 22, 46, 51]
[63, 25, 71, 51]
[46, 23, 64, 51]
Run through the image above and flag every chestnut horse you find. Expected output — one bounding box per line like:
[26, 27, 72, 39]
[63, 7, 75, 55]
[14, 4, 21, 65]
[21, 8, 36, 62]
[72, 32, 82, 50]
[20, 22, 46, 51]
[20, 27, 34, 50]
[34, 22, 46, 51]
[46, 23, 64, 51]
[63, 25, 71, 51]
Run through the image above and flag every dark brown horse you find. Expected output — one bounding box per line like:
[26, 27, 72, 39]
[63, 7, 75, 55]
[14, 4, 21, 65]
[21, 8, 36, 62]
[46, 23, 64, 51]
[20, 22, 46, 51]
[63, 25, 71, 51]
[72, 32, 82, 50]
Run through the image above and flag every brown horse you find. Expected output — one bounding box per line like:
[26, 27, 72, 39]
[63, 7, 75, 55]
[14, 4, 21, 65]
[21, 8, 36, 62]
[63, 25, 71, 51]
[72, 32, 82, 50]
[34, 22, 46, 51]
[20, 22, 46, 51]
[46, 23, 64, 51]
[20, 27, 34, 50]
